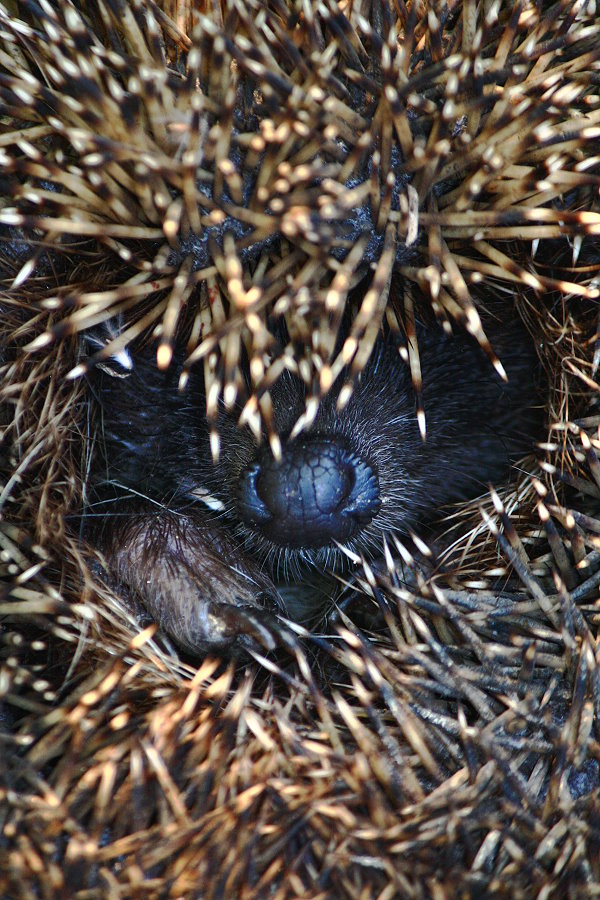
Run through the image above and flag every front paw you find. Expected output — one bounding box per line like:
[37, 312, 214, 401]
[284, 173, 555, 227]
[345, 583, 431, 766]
[95, 508, 283, 655]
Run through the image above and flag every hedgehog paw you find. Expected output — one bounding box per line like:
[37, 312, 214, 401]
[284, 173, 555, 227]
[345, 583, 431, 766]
[93, 506, 283, 655]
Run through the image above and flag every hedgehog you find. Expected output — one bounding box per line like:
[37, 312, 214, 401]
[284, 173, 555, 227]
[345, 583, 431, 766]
[2, 1, 600, 896]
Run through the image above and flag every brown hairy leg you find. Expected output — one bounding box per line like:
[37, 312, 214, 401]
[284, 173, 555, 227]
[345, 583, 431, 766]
[96, 505, 282, 655]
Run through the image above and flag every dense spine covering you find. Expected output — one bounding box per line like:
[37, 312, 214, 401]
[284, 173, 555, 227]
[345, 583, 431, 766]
[1, 1, 600, 894]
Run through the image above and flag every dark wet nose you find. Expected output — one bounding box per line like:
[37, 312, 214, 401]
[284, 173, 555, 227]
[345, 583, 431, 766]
[236, 437, 380, 548]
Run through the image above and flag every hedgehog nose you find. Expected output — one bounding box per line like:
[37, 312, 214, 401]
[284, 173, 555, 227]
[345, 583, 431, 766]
[236, 438, 380, 548]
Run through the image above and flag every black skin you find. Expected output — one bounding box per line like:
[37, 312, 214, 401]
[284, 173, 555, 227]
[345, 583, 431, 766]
[86, 301, 540, 656]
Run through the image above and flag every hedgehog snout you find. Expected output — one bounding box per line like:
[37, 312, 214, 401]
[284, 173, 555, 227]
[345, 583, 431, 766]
[235, 437, 381, 549]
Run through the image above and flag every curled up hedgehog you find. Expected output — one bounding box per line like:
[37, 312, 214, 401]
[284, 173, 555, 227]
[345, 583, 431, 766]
[2, 0, 600, 895]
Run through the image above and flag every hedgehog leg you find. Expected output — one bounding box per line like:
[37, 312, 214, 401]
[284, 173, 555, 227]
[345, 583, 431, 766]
[94, 504, 283, 655]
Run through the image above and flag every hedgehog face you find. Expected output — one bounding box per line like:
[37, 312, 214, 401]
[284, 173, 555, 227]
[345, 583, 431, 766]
[87, 307, 539, 654]
[197, 316, 539, 574]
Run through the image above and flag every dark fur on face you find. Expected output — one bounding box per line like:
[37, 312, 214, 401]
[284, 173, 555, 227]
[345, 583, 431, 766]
[86, 298, 540, 655]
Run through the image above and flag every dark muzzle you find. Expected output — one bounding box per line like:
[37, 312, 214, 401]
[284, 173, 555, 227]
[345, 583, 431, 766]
[236, 437, 381, 549]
